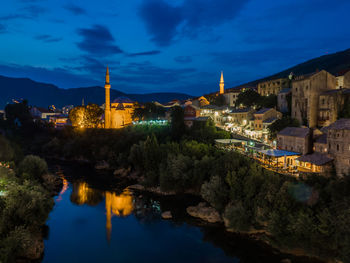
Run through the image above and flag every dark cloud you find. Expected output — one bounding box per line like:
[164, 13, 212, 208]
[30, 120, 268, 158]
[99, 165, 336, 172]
[35, 34, 62, 43]
[0, 4, 47, 21]
[127, 50, 161, 57]
[0, 24, 6, 33]
[63, 4, 86, 15]
[76, 25, 123, 57]
[139, 0, 183, 46]
[139, 0, 249, 46]
[174, 56, 192, 64]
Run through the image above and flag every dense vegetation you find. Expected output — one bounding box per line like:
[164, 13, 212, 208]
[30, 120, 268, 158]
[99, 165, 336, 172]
[0, 136, 55, 263]
[235, 89, 277, 109]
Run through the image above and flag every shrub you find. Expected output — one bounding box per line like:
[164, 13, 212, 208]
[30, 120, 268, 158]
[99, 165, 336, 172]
[224, 203, 251, 231]
[18, 155, 48, 182]
[201, 175, 229, 212]
[0, 135, 14, 162]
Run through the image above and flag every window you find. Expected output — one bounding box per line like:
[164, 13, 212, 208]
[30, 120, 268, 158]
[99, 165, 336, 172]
[337, 144, 340, 151]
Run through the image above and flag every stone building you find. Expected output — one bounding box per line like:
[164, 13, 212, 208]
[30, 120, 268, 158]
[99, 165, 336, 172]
[228, 108, 255, 126]
[184, 104, 200, 128]
[277, 127, 312, 155]
[223, 90, 241, 107]
[104, 67, 135, 129]
[291, 70, 337, 128]
[277, 88, 291, 113]
[326, 119, 350, 176]
[253, 108, 282, 131]
[344, 70, 350, 89]
[317, 89, 345, 127]
[257, 78, 290, 96]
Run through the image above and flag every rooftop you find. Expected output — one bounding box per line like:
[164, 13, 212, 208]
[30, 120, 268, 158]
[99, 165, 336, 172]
[278, 127, 310, 138]
[258, 149, 300, 157]
[314, 133, 327, 144]
[297, 152, 333, 166]
[255, 108, 273, 114]
[324, 119, 350, 131]
[263, 117, 278, 124]
[230, 108, 252, 114]
[112, 97, 134, 104]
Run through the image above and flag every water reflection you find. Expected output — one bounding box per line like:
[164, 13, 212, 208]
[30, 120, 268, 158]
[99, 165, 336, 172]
[70, 181, 134, 241]
[105, 189, 133, 241]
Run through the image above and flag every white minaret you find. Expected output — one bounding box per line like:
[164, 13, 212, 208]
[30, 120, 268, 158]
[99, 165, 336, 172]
[104, 66, 111, 128]
[219, 71, 224, 94]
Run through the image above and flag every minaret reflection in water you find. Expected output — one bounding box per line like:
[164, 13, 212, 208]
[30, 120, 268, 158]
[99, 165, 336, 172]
[70, 181, 134, 242]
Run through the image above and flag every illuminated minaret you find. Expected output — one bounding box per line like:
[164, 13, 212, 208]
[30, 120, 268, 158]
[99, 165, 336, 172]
[219, 71, 224, 94]
[105, 66, 111, 128]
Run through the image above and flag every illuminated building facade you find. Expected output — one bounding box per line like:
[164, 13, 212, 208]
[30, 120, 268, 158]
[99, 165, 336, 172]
[104, 66, 135, 129]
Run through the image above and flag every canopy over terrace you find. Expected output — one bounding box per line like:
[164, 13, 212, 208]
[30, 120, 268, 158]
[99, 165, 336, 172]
[257, 149, 300, 172]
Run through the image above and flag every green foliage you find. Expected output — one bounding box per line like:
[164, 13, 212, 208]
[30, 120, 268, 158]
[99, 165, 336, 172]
[211, 94, 226, 106]
[4, 100, 32, 128]
[69, 103, 103, 128]
[170, 106, 185, 140]
[18, 155, 48, 182]
[224, 203, 251, 231]
[268, 116, 300, 139]
[0, 135, 14, 162]
[201, 175, 229, 212]
[132, 102, 166, 121]
[236, 89, 261, 108]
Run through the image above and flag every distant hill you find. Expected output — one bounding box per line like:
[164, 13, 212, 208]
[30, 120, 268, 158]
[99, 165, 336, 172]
[0, 75, 193, 109]
[225, 48, 350, 93]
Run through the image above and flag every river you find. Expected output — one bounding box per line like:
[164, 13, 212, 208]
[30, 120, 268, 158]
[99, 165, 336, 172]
[42, 163, 323, 263]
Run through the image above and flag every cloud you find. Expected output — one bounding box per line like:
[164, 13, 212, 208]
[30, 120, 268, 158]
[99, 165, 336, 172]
[35, 34, 62, 43]
[63, 4, 86, 15]
[0, 24, 6, 33]
[0, 4, 47, 21]
[139, 0, 183, 46]
[139, 0, 249, 46]
[174, 56, 192, 64]
[127, 50, 161, 57]
[76, 25, 123, 57]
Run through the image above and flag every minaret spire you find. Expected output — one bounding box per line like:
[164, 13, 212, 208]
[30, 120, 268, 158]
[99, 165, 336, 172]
[106, 65, 110, 84]
[219, 71, 224, 94]
[105, 66, 111, 128]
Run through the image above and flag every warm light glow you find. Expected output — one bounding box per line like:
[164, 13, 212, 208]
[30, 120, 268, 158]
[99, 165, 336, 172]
[105, 188, 133, 241]
[56, 177, 68, 203]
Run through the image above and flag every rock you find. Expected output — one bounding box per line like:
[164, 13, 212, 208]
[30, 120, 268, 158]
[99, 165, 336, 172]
[186, 202, 222, 223]
[95, 160, 109, 170]
[161, 211, 172, 219]
[22, 234, 44, 260]
[280, 259, 291, 263]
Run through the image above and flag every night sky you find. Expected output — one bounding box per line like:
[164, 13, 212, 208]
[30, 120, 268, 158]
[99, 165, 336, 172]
[0, 0, 349, 95]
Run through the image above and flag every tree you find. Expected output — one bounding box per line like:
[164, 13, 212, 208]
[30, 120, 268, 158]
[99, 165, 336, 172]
[201, 175, 229, 212]
[236, 89, 262, 108]
[85, 104, 103, 128]
[170, 106, 185, 140]
[5, 100, 32, 127]
[212, 94, 226, 106]
[0, 135, 14, 162]
[268, 116, 300, 139]
[132, 102, 166, 121]
[69, 106, 86, 128]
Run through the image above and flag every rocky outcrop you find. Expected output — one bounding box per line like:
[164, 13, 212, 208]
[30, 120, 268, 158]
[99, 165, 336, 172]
[161, 211, 172, 219]
[186, 202, 222, 223]
[128, 184, 177, 195]
[95, 160, 110, 170]
[113, 167, 131, 177]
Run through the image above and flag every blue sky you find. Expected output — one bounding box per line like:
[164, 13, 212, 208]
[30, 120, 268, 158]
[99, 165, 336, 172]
[0, 0, 349, 95]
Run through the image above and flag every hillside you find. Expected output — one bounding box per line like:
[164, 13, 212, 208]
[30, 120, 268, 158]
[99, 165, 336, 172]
[0, 76, 193, 109]
[225, 48, 350, 93]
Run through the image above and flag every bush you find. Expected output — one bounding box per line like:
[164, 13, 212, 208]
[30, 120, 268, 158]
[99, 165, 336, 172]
[18, 155, 48, 182]
[0, 135, 15, 162]
[224, 203, 251, 231]
[201, 175, 229, 212]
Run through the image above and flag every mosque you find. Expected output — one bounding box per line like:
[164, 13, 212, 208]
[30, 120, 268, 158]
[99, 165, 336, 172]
[104, 66, 135, 129]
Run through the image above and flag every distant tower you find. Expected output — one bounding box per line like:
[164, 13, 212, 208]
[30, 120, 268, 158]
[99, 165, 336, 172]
[219, 71, 224, 94]
[105, 66, 111, 129]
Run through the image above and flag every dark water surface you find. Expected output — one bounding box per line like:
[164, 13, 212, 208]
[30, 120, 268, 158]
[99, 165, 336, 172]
[42, 164, 323, 263]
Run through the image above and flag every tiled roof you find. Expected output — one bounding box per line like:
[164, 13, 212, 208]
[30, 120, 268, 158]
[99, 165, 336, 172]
[263, 117, 278, 124]
[112, 97, 134, 103]
[325, 119, 350, 131]
[255, 108, 272, 114]
[230, 108, 252, 114]
[201, 105, 219, 110]
[297, 152, 333, 166]
[278, 127, 310, 138]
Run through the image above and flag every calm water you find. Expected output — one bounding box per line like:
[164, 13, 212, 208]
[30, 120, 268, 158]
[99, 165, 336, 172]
[42, 165, 322, 263]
